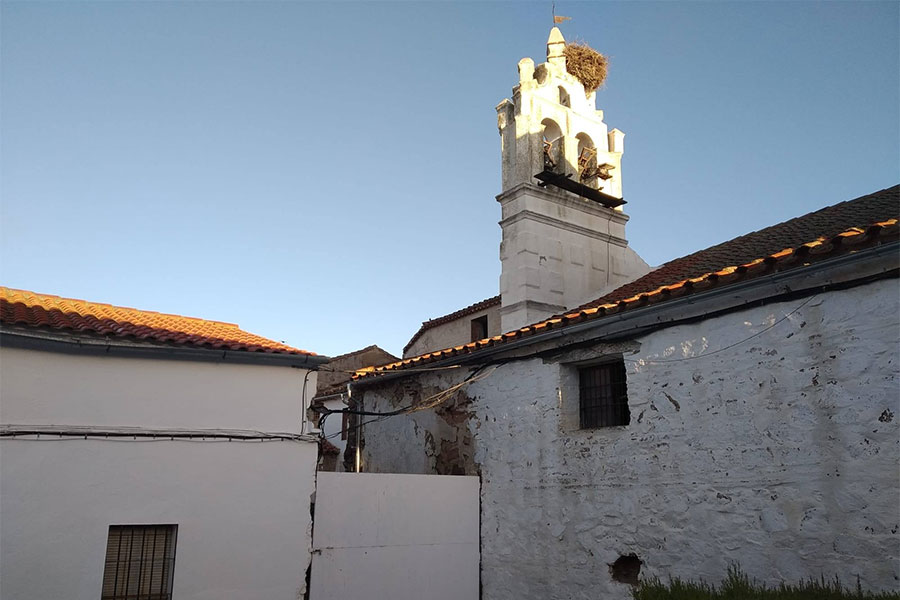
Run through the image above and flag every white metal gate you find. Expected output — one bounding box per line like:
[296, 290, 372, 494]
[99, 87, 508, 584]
[309, 472, 480, 600]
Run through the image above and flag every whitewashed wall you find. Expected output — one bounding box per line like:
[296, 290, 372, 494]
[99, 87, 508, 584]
[361, 279, 900, 598]
[310, 473, 480, 600]
[0, 348, 317, 432]
[0, 347, 319, 600]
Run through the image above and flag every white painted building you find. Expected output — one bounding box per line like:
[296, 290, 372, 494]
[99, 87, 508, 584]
[0, 288, 328, 600]
[351, 26, 900, 600]
[309, 472, 480, 600]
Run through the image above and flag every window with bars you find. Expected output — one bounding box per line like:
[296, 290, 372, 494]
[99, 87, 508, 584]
[101, 524, 177, 600]
[579, 360, 629, 428]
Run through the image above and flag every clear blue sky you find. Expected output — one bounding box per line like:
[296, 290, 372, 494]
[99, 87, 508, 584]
[2, 1, 897, 358]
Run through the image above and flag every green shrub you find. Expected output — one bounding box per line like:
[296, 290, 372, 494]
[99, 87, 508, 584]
[632, 565, 900, 600]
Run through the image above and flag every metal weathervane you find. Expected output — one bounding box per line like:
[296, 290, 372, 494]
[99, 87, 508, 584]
[551, 2, 571, 25]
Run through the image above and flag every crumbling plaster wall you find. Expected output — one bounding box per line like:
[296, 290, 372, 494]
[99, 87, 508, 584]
[361, 375, 479, 476]
[361, 279, 900, 598]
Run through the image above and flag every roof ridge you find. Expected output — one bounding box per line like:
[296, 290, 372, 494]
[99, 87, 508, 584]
[420, 295, 502, 327]
[325, 344, 388, 362]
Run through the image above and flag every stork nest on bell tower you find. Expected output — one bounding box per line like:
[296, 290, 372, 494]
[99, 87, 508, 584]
[564, 42, 608, 94]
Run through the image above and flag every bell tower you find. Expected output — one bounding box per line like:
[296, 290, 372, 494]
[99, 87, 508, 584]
[495, 27, 649, 332]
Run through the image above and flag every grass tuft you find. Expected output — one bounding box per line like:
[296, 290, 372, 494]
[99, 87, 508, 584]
[633, 565, 900, 600]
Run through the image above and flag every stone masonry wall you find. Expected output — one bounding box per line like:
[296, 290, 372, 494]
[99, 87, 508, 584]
[361, 279, 900, 598]
[404, 305, 501, 359]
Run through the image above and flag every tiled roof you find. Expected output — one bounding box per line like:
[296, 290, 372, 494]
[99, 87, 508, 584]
[358, 185, 899, 378]
[582, 185, 900, 309]
[403, 295, 501, 355]
[0, 287, 315, 355]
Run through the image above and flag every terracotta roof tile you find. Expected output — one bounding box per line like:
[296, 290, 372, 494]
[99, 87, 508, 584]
[403, 295, 500, 355]
[582, 186, 899, 310]
[0, 287, 314, 355]
[358, 185, 899, 378]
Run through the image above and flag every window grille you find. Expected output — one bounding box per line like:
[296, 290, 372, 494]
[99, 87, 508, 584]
[101, 524, 177, 600]
[579, 361, 629, 428]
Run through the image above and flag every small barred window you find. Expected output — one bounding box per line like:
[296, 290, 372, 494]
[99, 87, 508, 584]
[101, 524, 177, 600]
[579, 360, 629, 428]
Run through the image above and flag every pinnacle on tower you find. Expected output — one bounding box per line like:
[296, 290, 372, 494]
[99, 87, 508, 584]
[547, 26, 566, 67]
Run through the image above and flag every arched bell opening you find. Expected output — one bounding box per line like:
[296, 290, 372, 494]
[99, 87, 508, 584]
[541, 118, 564, 172]
[576, 132, 599, 188]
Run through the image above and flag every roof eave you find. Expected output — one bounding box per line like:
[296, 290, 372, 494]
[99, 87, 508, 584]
[0, 328, 331, 369]
[354, 241, 899, 386]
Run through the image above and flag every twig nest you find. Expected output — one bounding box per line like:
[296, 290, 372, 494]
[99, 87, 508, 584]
[564, 43, 608, 94]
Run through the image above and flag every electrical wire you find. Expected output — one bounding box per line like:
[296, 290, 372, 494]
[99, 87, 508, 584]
[321, 364, 497, 419]
[12, 300, 812, 447]
[313, 363, 470, 436]
[623, 294, 817, 365]
[325, 414, 389, 442]
[0, 424, 315, 443]
[3, 436, 298, 443]
[321, 364, 500, 441]
[316, 364, 464, 375]
[315, 294, 820, 445]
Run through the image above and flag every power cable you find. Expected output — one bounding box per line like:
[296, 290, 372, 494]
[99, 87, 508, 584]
[316, 294, 819, 443]
[321, 364, 499, 441]
[1, 425, 314, 443]
[623, 294, 817, 365]
[316, 364, 464, 375]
